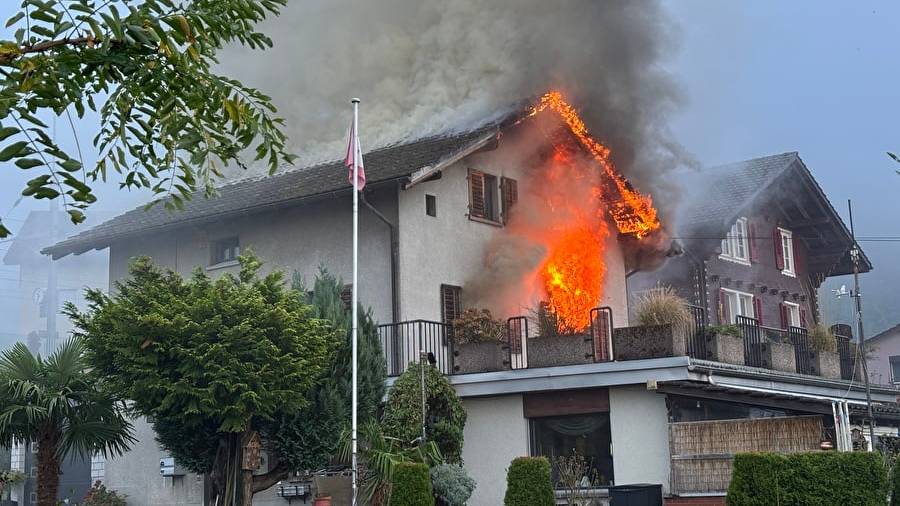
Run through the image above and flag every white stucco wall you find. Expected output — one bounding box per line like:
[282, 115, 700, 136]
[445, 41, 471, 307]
[461, 395, 529, 506]
[396, 139, 629, 327]
[108, 191, 396, 323]
[609, 385, 670, 492]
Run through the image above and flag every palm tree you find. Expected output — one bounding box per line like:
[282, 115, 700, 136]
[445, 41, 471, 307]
[0, 339, 135, 506]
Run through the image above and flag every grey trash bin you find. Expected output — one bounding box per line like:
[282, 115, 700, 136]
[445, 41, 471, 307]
[608, 483, 663, 506]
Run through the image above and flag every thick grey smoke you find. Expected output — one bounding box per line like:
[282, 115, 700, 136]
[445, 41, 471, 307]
[221, 0, 689, 195]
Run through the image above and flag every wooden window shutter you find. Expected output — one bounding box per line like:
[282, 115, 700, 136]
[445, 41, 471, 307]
[774, 228, 785, 270]
[719, 289, 730, 324]
[799, 308, 808, 329]
[440, 284, 461, 324]
[753, 297, 763, 325]
[779, 303, 789, 330]
[748, 221, 759, 262]
[501, 177, 518, 224]
[468, 169, 486, 219]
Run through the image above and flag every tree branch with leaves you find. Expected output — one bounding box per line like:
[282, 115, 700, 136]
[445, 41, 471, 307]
[0, 0, 296, 237]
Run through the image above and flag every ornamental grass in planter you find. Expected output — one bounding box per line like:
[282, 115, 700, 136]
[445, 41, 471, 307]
[808, 324, 841, 379]
[451, 309, 506, 373]
[614, 287, 692, 360]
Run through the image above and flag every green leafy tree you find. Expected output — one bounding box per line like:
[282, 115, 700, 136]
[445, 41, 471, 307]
[0, 0, 295, 237]
[0, 340, 135, 506]
[66, 253, 340, 506]
[382, 361, 467, 463]
[268, 268, 386, 471]
[82, 480, 127, 506]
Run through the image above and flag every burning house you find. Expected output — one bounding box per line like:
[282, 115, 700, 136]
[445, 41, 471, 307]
[45, 95, 900, 506]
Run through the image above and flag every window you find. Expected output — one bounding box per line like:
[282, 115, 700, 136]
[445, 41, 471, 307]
[211, 236, 240, 265]
[468, 169, 500, 223]
[529, 414, 614, 486]
[890, 356, 900, 385]
[720, 288, 755, 324]
[440, 284, 461, 324]
[30, 466, 37, 478]
[781, 301, 801, 329]
[425, 194, 437, 217]
[778, 228, 796, 276]
[30, 492, 37, 504]
[340, 284, 353, 310]
[720, 217, 750, 264]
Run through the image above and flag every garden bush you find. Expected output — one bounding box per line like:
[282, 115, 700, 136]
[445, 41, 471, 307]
[451, 308, 504, 344]
[504, 456, 555, 506]
[389, 462, 434, 506]
[83, 481, 128, 506]
[431, 463, 476, 506]
[726, 451, 888, 506]
[383, 361, 467, 462]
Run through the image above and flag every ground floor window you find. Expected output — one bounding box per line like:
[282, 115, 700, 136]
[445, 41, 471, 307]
[529, 413, 614, 486]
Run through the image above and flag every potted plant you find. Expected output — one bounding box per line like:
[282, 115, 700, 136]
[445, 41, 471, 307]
[451, 309, 505, 373]
[703, 324, 745, 365]
[808, 324, 841, 379]
[313, 493, 332, 506]
[614, 287, 693, 360]
[759, 330, 797, 373]
[524, 303, 596, 368]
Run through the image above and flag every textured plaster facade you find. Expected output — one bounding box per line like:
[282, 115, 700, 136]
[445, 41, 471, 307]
[609, 385, 671, 494]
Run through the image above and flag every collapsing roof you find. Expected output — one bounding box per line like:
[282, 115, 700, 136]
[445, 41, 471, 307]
[675, 152, 871, 277]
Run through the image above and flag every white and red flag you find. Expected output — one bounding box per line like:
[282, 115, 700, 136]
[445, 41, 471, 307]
[344, 118, 366, 190]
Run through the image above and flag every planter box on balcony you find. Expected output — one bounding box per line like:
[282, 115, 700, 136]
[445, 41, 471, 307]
[613, 324, 686, 361]
[452, 341, 506, 374]
[809, 350, 841, 379]
[759, 340, 796, 373]
[705, 333, 745, 366]
[527, 334, 594, 368]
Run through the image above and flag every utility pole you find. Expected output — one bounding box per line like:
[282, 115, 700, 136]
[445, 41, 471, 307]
[848, 200, 876, 448]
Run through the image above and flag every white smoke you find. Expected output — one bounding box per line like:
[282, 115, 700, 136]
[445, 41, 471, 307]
[220, 0, 690, 195]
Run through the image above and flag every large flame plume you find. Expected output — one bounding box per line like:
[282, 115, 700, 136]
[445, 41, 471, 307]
[522, 91, 661, 332]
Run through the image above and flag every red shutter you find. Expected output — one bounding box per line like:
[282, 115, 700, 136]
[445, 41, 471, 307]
[774, 228, 785, 270]
[779, 303, 789, 330]
[749, 221, 759, 263]
[753, 297, 763, 325]
[719, 289, 730, 324]
[800, 308, 808, 329]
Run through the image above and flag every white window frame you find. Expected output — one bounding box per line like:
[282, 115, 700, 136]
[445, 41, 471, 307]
[722, 288, 756, 324]
[720, 217, 751, 265]
[779, 228, 796, 277]
[783, 301, 801, 328]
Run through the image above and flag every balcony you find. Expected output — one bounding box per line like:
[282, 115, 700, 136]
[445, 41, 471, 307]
[377, 306, 859, 381]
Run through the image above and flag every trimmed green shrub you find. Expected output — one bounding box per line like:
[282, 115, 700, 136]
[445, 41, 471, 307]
[431, 463, 476, 506]
[504, 457, 555, 506]
[891, 457, 900, 505]
[383, 361, 467, 462]
[389, 462, 434, 506]
[727, 451, 888, 506]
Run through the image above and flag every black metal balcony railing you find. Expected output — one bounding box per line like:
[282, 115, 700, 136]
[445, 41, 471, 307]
[736, 316, 764, 368]
[685, 304, 709, 360]
[377, 320, 454, 376]
[835, 334, 855, 381]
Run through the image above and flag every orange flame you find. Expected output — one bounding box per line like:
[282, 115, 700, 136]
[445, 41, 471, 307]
[522, 91, 660, 332]
[531, 91, 660, 238]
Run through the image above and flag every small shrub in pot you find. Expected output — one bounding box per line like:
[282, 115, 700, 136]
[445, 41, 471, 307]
[452, 309, 504, 344]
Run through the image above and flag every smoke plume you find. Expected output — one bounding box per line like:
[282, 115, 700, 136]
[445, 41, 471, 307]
[221, 0, 689, 196]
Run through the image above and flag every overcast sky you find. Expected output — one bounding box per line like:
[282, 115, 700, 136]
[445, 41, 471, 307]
[2, 1, 899, 335]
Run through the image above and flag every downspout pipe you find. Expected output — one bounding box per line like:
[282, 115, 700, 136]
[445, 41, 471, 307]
[360, 190, 400, 324]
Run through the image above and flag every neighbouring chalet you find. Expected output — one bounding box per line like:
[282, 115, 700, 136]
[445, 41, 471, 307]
[866, 323, 900, 386]
[46, 105, 900, 506]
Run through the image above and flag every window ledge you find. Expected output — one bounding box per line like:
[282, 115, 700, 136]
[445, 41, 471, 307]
[718, 254, 751, 266]
[468, 215, 503, 227]
[207, 259, 240, 271]
[781, 270, 796, 278]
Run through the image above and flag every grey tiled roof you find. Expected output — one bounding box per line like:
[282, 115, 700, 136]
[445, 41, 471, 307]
[44, 124, 502, 258]
[676, 152, 799, 240]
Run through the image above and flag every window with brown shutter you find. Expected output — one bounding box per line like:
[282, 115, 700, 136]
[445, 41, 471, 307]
[440, 284, 462, 324]
[468, 169, 499, 222]
[501, 177, 518, 224]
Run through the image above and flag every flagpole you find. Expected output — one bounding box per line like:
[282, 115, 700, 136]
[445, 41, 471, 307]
[350, 97, 360, 506]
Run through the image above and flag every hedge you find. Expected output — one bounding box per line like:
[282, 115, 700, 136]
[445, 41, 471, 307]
[389, 462, 434, 506]
[504, 457, 555, 506]
[892, 458, 900, 505]
[726, 452, 888, 506]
